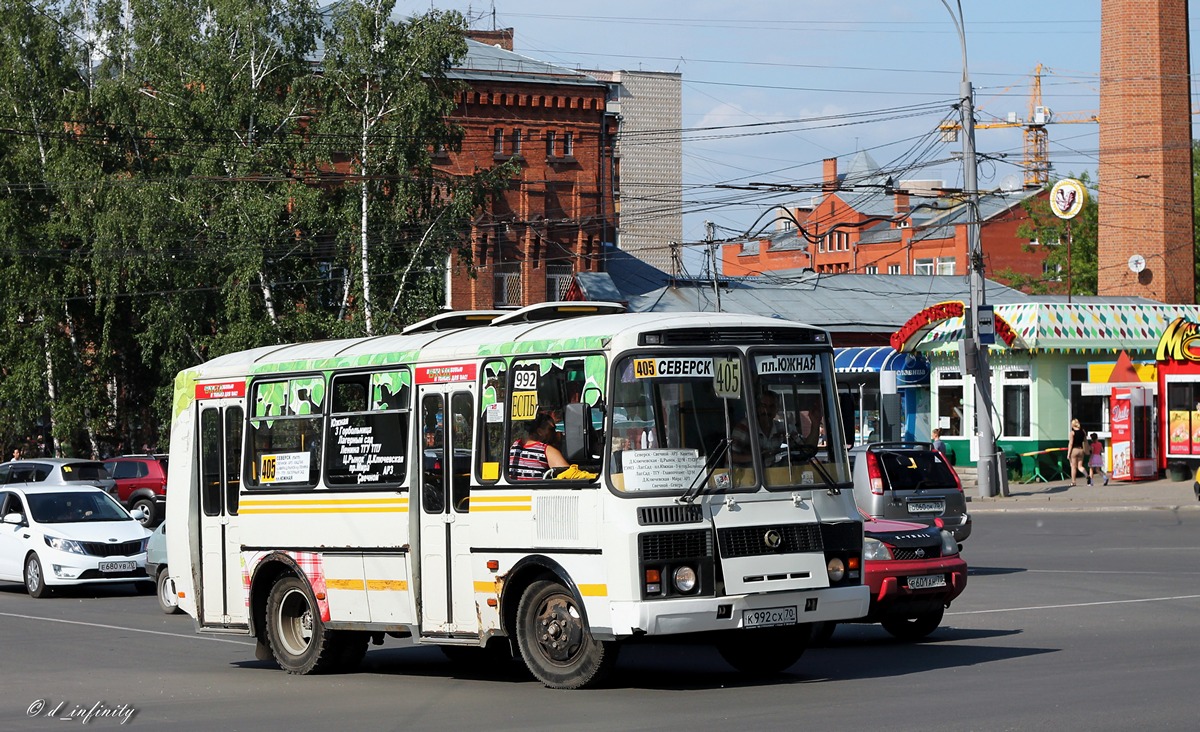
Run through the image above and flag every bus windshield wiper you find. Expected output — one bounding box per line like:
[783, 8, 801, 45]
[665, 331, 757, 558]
[677, 439, 730, 504]
[805, 457, 843, 495]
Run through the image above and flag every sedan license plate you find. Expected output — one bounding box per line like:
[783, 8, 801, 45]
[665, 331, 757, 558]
[908, 574, 947, 590]
[907, 500, 945, 514]
[743, 606, 798, 629]
[98, 561, 135, 573]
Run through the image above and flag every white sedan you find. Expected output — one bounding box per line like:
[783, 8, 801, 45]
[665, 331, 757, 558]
[0, 484, 151, 598]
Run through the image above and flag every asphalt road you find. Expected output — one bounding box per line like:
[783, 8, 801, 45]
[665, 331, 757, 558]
[1, 509, 1197, 731]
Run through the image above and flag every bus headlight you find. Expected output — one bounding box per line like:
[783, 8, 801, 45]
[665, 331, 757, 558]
[673, 566, 697, 593]
[826, 557, 846, 583]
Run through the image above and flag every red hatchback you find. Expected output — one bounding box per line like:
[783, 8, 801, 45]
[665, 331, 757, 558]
[816, 515, 967, 642]
[103, 455, 169, 527]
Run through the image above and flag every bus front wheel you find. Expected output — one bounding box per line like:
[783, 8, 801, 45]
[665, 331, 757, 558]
[266, 575, 343, 674]
[516, 580, 617, 689]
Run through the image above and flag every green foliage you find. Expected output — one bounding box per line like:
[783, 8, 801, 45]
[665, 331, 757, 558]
[0, 0, 506, 454]
[1000, 172, 1099, 295]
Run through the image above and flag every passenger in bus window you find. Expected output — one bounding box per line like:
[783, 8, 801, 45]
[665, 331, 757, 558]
[509, 412, 568, 480]
[731, 391, 796, 465]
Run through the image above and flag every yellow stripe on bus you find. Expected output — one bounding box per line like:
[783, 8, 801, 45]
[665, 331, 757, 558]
[366, 579, 408, 591]
[238, 497, 408, 514]
[473, 581, 497, 594]
[470, 504, 532, 511]
[238, 506, 408, 514]
[239, 497, 409, 507]
[327, 579, 409, 592]
[577, 584, 607, 597]
[465, 495, 531, 511]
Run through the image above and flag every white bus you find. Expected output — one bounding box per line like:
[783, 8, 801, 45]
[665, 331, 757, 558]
[165, 302, 868, 688]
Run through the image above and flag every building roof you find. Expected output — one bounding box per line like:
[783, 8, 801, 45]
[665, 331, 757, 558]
[917, 301, 1200, 354]
[449, 39, 608, 88]
[315, 5, 605, 89]
[624, 273, 1029, 334]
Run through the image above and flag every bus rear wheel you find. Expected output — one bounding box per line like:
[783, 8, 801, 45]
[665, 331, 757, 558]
[717, 624, 811, 675]
[516, 580, 617, 689]
[265, 575, 345, 674]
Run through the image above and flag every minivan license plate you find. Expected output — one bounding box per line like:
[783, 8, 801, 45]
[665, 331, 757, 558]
[743, 606, 797, 629]
[908, 574, 946, 590]
[99, 561, 135, 573]
[907, 500, 945, 514]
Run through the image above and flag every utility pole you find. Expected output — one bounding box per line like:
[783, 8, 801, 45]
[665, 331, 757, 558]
[706, 220, 721, 312]
[945, 0, 997, 498]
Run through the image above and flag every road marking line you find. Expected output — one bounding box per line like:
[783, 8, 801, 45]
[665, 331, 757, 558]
[947, 593, 1200, 616]
[0, 611, 254, 645]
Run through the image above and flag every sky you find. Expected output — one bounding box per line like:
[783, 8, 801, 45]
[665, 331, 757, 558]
[403, 1, 1200, 255]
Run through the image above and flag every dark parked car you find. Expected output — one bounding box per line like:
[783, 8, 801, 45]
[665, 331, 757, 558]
[104, 455, 168, 528]
[850, 441, 971, 542]
[814, 515, 967, 642]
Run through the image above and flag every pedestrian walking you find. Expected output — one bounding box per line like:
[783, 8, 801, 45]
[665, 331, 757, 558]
[931, 428, 947, 455]
[1068, 418, 1089, 486]
[1088, 433, 1109, 486]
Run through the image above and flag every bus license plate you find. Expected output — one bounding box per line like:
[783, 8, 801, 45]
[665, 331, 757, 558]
[99, 561, 135, 573]
[908, 574, 946, 590]
[743, 606, 798, 629]
[907, 500, 945, 514]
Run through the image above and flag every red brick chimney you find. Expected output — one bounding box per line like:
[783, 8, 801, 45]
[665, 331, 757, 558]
[1098, 0, 1194, 302]
[894, 191, 910, 224]
[822, 158, 838, 192]
[466, 28, 514, 51]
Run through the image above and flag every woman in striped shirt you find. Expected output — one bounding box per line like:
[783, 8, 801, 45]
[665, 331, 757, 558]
[509, 412, 569, 480]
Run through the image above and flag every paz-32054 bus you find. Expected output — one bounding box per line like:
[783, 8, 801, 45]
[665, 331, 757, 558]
[165, 302, 868, 688]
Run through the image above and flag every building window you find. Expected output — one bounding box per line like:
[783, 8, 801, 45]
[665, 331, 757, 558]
[493, 129, 503, 155]
[936, 257, 956, 275]
[864, 265, 878, 274]
[1069, 365, 1106, 434]
[547, 263, 573, 299]
[512, 129, 522, 155]
[937, 370, 964, 437]
[888, 264, 901, 274]
[914, 258, 935, 275]
[546, 131, 556, 156]
[494, 262, 521, 306]
[1001, 370, 1031, 437]
[563, 132, 574, 157]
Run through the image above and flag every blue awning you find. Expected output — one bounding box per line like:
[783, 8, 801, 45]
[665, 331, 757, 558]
[835, 347, 930, 384]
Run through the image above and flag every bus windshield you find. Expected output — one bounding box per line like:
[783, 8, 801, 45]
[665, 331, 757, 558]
[608, 351, 848, 494]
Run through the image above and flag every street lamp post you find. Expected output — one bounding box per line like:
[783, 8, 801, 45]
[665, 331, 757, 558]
[943, 0, 997, 498]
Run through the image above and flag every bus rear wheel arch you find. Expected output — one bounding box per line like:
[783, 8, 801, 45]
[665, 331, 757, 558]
[515, 580, 618, 689]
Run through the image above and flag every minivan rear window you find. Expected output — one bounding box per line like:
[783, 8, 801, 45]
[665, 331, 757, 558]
[62, 463, 111, 481]
[877, 450, 956, 490]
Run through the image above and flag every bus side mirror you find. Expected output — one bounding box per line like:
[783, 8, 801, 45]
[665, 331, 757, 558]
[563, 402, 592, 463]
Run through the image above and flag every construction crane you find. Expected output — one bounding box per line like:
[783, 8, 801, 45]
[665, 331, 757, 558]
[939, 64, 1098, 188]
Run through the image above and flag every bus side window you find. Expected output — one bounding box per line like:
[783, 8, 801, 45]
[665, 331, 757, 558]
[478, 361, 508, 484]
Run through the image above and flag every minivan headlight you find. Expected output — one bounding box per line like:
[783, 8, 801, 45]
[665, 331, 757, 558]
[940, 530, 959, 556]
[45, 535, 88, 555]
[862, 536, 893, 562]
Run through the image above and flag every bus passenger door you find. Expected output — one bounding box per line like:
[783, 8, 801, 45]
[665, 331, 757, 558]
[417, 386, 477, 636]
[198, 404, 246, 628]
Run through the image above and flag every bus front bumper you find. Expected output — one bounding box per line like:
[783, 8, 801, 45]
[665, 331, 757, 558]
[605, 584, 869, 638]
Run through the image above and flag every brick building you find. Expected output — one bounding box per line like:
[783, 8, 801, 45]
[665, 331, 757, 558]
[722, 152, 1046, 284]
[438, 33, 617, 310]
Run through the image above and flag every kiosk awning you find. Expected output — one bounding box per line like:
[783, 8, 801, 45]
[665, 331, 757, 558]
[840, 345, 921, 369]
